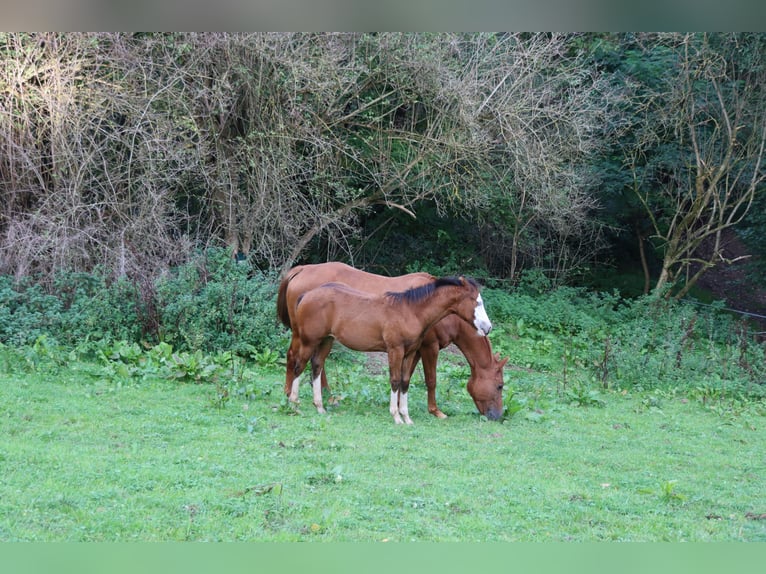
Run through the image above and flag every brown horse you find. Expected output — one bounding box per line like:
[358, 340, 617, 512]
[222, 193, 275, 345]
[277, 262, 507, 419]
[286, 276, 492, 424]
[416, 315, 508, 420]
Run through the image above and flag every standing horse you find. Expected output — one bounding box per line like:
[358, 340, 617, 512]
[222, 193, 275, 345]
[277, 262, 507, 419]
[286, 276, 492, 424]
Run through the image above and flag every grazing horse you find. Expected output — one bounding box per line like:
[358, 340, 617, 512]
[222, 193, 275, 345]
[286, 276, 492, 424]
[416, 316, 508, 420]
[277, 262, 507, 419]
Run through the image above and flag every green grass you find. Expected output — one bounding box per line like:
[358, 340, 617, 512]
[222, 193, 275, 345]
[1, 354, 765, 542]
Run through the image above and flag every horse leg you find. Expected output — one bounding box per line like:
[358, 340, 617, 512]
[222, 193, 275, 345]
[387, 348, 414, 425]
[320, 351, 333, 404]
[398, 354, 417, 425]
[286, 335, 311, 405]
[283, 344, 296, 396]
[387, 347, 407, 424]
[310, 338, 333, 414]
[321, 368, 331, 390]
[419, 343, 447, 419]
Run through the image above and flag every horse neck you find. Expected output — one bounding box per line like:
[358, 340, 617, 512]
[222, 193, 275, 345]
[450, 319, 494, 372]
[413, 285, 473, 333]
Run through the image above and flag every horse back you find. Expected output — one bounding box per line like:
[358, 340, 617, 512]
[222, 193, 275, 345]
[293, 262, 432, 296]
[280, 261, 434, 328]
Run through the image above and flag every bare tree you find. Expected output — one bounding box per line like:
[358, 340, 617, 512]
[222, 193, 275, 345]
[467, 33, 612, 282]
[628, 33, 766, 298]
[0, 33, 612, 283]
[178, 33, 612, 275]
[0, 33, 196, 281]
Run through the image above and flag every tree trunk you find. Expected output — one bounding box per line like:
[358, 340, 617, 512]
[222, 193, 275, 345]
[636, 223, 651, 295]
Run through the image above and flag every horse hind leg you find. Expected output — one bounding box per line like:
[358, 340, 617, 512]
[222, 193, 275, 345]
[418, 345, 447, 419]
[286, 336, 311, 405]
[284, 344, 297, 396]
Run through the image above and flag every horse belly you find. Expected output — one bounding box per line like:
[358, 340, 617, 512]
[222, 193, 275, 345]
[331, 320, 387, 353]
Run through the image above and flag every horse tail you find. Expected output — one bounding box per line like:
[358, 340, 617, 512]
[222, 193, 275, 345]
[276, 266, 303, 329]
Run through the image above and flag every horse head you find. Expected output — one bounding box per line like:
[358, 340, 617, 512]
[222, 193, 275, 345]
[467, 352, 509, 421]
[450, 276, 492, 337]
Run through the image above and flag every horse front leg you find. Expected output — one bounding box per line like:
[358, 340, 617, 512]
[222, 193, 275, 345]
[319, 356, 335, 407]
[387, 347, 412, 425]
[398, 353, 418, 425]
[419, 343, 447, 419]
[310, 338, 334, 414]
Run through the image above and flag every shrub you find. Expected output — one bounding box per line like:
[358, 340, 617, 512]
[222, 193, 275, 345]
[484, 282, 765, 398]
[602, 295, 765, 395]
[155, 248, 288, 355]
[53, 271, 142, 345]
[0, 276, 63, 346]
[0, 272, 142, 347]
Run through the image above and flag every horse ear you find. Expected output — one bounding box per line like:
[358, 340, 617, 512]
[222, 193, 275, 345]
[499, 356, 509, 368]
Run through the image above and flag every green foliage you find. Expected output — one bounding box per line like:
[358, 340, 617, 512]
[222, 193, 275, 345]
[564, 382, 606, 408]
[155, 248, 288, 355]
[0, 277, 63, 346]
[85, 338, 244, 388]
[500, 387, 523, 422]
[639, 480, 687, 505]
[1, 248, 764, 417]
[0, 272, 141, 348]
[483, 284, 765, 400]
[1, 249, 288, 358]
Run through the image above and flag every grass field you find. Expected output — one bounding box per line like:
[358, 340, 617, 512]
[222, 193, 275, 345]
[1, 351, 765, 542]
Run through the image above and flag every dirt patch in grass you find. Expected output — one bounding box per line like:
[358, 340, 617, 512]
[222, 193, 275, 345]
[694, 229, 766, 332]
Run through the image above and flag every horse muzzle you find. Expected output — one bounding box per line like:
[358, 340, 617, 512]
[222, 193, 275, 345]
[475, 320, 492, 337]
[484, 405, 503, 421]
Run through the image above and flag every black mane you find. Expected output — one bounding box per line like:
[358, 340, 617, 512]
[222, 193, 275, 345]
[386, 276, 477, 305]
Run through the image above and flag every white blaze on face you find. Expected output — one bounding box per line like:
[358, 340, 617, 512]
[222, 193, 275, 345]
[473, 294, 492, 336]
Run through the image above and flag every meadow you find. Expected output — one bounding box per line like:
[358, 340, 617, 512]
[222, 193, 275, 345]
[1, 343, 764, 542]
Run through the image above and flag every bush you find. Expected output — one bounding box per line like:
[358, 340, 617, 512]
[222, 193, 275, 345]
[1, 252, 763, 402]
[54, 271, 143, 345]
[0, 250, 288, 357]
[155, 248, 288, 355]
[0, 276, 62, 346]
[0, 272, 142, 348]
[484, 282, 765, 397]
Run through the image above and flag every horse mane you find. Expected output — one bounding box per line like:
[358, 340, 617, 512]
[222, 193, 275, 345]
[386, 276, 477, 305]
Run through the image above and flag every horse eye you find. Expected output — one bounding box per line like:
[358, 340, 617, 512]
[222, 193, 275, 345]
[497, 385, 504, 392]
